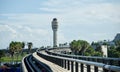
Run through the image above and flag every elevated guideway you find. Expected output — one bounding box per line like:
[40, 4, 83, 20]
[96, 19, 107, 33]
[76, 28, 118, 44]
[22, 49, 70, 72]
[46, 47, 120, 66]
[33, 52, 70, 72]
[22, 47, 120, 72]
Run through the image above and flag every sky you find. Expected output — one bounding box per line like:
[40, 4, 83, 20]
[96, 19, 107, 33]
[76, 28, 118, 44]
[0, 0, 120, 49]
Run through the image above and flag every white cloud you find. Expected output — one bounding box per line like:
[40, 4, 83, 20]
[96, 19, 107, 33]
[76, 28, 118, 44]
[24, 26, 32, 32]
[39, 0, 120, 25]
[58, 32, 67, 43]
[1, 2, 120, 27]
[39, 8, 62, 13]
[42, 0, 65, 7]
[63, 3, 120, 24]
[0, 24, 16, 34]
[91, 33, 115, 41]
[0, 23, 55, 48]
[0, 0, 120, 49]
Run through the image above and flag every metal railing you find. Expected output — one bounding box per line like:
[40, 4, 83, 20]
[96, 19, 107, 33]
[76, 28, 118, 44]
[37, 50, 120, 72]
[45, 48, 120, 66]
[22, 48, 120, 72]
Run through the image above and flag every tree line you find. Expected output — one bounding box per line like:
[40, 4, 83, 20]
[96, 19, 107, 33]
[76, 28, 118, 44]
[108, 40, 120, 58]
[70, 39, 120, 58]
[70, 40, 103, 56]
[9, 41, 33, 64]
[9, 41, 33, 56]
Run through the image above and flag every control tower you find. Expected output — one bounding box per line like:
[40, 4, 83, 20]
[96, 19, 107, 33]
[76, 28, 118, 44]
[52, 18, 58, 47]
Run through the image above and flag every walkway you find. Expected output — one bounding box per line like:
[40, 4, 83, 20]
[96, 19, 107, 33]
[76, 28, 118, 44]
[32, 52, 70, 72]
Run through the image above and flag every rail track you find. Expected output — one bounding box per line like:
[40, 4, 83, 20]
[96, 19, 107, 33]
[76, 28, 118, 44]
[22, 54, 52, 72]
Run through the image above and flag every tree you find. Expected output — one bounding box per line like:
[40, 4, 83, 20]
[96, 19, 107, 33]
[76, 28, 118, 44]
[116, 46, 120, 52]
[94, 51, 103, 56]
[70, 40, 90, 55]
[22, 42, 25, 49]
[0, 50, 5, 65]
[108, 47, 119, 58]
[91, 41, 95, 45]
[9, 41, 23, 64]
[21, 42, 25, 55]
[70, 40, 80, 54]
[9, 41, 15, 58]
[27, 42, 33, 53]
[107, 40, 120, 58]
[0, 50, 5, 58]
[115, 40, 120, 47]
[115, 40, 120, 57]
[84, 46, 95, 56]
[78, 40, 89, 55]
[95, 45, 102, 52]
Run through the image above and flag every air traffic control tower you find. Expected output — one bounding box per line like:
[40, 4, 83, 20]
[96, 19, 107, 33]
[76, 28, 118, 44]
[52, 18, 58, 47]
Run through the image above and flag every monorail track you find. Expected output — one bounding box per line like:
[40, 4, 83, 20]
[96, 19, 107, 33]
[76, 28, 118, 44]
[23, 54, 52, 72]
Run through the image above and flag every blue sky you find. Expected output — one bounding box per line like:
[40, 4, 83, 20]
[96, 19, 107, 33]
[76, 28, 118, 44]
[0, 0, 120, 49]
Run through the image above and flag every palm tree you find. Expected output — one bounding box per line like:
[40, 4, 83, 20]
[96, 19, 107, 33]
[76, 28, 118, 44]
[9, 41, 15, 64]
[15, 42, 22, 64]
[9, 41, 23, 64]
[27, 42, 33, 53]
[21, 42, 25, 56]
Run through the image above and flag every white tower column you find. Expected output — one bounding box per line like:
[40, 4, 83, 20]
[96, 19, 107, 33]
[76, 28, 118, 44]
[53, 30, 57, 47]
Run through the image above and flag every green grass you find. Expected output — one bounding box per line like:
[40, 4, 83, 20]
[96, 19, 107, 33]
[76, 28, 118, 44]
[0, 53, 27, 62]
[1, 56, 21, 62]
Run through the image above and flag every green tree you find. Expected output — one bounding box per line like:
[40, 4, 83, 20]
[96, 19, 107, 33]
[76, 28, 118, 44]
[79, 40, 89, 55]
[0, 50, 5, 57]
[95, 45, 102, 52]
[108, 40, 120, 58]
[22, 42, 25, 49]
[84, 46, 95, 56]
[94, 51, 103, 56]
[9, 41, 15, 58]
[108, 48, 120, 58]
[21, 42, 25, 55]
[27, 42, 33, 53]
[70, 40, 89, 55]
[115, 40, 120, 47]
[9, 41, 22, 64]
[116, 46, 120, 52]
[91, 41, 95, 45]
[0, 50, 5, 64]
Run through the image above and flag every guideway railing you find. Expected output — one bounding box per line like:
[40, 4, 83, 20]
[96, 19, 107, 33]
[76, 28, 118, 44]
[36, 48, 120, 72]
[45, 48, 120, 66]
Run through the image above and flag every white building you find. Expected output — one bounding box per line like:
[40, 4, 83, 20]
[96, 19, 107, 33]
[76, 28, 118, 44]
[101, 45, 108, 57]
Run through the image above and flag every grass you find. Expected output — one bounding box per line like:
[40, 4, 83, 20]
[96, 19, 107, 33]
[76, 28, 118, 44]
[1, 56, 21, 62]
[0, 52, 27, 62]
